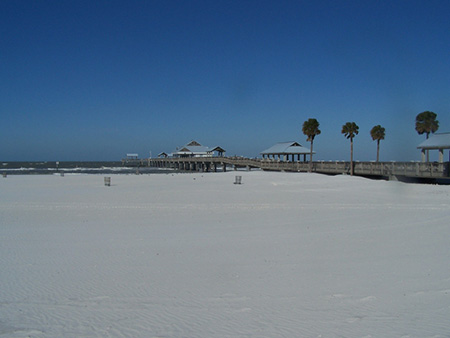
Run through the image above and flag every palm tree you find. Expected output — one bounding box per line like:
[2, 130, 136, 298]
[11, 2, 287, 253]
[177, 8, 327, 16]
[415, 111, 439, 162]
[341, 122, 359, 175]
[370, 125, 385, 162]
[302, 118, 321, 172]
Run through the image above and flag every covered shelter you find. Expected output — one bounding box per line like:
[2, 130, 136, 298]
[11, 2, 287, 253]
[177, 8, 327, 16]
[126, 153, 139, 160]
[172, 140, 226, 158]
[210, 146, 226, 157]
[417, 132, 450, 163]
[261, 141, 314, 162]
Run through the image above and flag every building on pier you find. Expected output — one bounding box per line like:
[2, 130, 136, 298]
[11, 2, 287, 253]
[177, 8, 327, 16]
[126, 153, 139, 160]
[171, 140, 226, 158]
[417, 132, 450, 163]
[260, 141, 314, 162]
[157, 152, 170, 158]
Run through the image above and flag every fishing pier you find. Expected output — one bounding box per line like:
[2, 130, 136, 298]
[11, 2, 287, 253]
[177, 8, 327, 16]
[123, 137, 450, 182]
[123, 156, 450, 181]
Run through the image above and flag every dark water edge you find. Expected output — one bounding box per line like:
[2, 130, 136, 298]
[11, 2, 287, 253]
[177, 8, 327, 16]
[0, 161, 176, 175]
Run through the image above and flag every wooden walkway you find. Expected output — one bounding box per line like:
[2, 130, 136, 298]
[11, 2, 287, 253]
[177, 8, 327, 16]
[124, 157, 450, 180]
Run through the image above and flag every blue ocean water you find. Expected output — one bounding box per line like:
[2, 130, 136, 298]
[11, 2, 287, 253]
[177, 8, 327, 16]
[0, 161, 172, 175]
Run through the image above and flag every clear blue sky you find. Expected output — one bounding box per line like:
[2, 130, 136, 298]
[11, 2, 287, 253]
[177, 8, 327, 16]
[1, 0, 449, 161]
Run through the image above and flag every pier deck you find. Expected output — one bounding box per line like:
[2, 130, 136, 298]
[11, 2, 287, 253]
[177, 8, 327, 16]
[137, 157, 450, 180]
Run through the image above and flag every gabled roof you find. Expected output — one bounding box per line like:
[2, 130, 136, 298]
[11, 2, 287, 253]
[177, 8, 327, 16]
[174, 140, 209, 154]
[210, 146, 226, 153]
[417, 133, 450, 149]
[173, 140, 226, 155]
[177, 146, 210, 153]
[261, 141, 314, 155]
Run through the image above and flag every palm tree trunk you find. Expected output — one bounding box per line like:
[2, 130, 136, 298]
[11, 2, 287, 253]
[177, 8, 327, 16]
[309, 139, 313, 172]
[350, 138, 354, 175]
[376, 139, 380, 162]
[426, 132, 430, 162]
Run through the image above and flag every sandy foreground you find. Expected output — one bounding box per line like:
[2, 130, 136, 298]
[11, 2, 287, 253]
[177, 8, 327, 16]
[1, 171, 449, 337]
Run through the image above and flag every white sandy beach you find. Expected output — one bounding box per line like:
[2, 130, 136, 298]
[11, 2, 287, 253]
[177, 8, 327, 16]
[1, 171, 449, 337]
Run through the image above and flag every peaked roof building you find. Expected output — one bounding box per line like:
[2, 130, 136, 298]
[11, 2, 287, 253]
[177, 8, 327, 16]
[171, 140, 226, 158]
[417, 132, 450, 162]
[261, 141, 313, 162]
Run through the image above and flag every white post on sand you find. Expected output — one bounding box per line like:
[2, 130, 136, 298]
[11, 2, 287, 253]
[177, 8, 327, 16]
[104, 177, 111, 186]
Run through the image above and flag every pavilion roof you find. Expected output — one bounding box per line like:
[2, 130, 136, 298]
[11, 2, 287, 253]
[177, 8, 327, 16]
[417, 133, 450, 149]
[157, 152, 170, 157]
[210, 146, 226, 153]
[261, 141, 314, 155]
[173, 141, 226, 155]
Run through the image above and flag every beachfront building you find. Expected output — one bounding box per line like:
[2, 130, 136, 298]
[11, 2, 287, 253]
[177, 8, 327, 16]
[417, 132, 450, 163]
[261, 141, 314, 162]
[172, 140, 226, 158]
